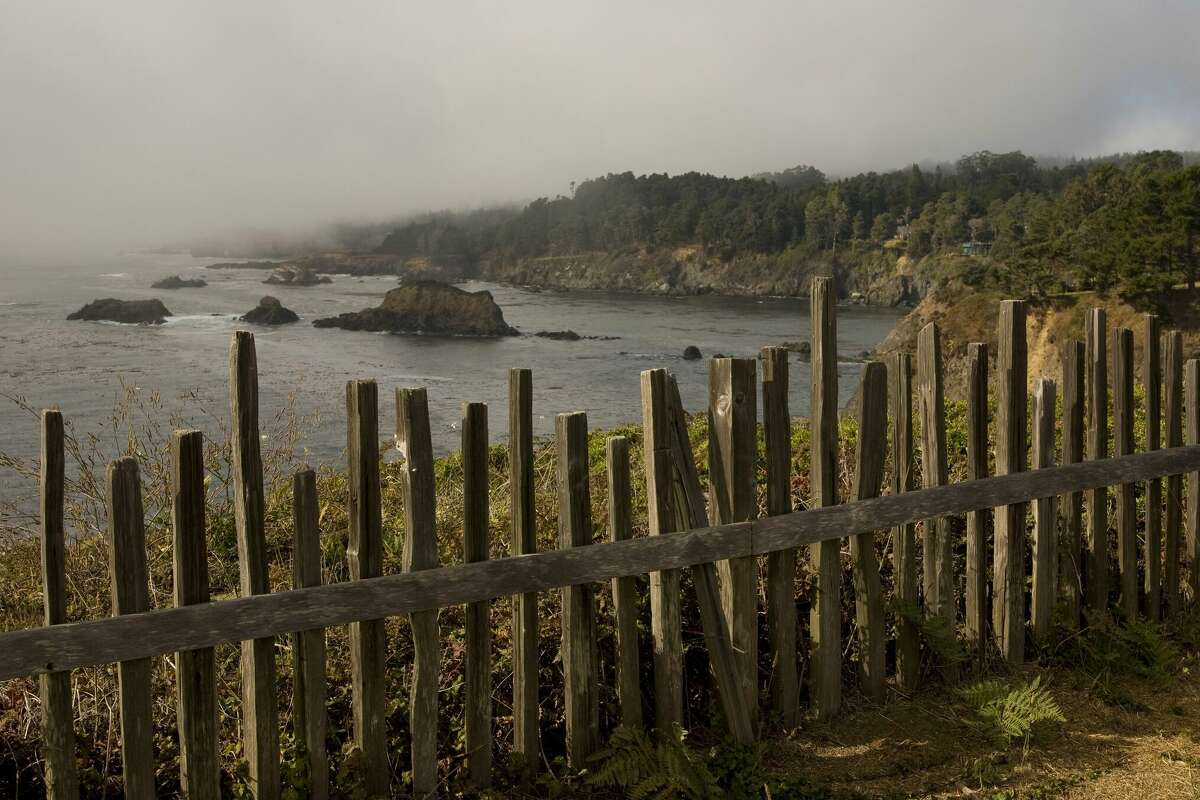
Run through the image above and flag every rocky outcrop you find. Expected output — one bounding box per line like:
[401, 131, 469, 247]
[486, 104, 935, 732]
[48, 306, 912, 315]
[534, 330, 620, 341]
[151, 275, 207, 289]
[205, 260, 282, 270]
[67, 298, 171, 325]
[240, 296, 299, 325]
[205, 252, 469, 282]
[313, 280, 518, 336]
[264, 265, 331, 286]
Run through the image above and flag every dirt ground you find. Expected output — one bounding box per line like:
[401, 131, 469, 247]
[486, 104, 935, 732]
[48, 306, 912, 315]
[765, 663, 1200, 799]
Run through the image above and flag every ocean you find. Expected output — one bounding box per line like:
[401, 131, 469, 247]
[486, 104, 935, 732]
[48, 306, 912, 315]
[0, 253, 903, 500]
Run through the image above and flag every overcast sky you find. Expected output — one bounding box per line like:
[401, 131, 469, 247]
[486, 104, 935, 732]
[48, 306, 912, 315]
[2, 0, 1198, 258]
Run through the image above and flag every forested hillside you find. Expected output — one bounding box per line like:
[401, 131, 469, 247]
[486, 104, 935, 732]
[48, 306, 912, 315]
[376, 150, 1200, 301]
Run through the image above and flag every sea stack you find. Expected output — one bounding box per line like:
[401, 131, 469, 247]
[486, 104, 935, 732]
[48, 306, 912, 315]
[313, 280, 518, 336]
[240, 296, 299, 325]
[67, 298, 171, 325]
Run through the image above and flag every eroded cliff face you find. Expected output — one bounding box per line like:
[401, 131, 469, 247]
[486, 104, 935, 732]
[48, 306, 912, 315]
[477, 246, 933, 307]
[874, 286, 1200, 401]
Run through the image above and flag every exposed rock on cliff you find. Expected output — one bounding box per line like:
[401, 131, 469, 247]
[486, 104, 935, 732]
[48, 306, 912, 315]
[313, 280, 518, 336]
[67, 298, 171, 325]
[240, 296, 299, 325]
[151, 275, 207, 289]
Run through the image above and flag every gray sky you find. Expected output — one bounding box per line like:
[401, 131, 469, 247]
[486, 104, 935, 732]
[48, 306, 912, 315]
[2, 0, 1199, 258]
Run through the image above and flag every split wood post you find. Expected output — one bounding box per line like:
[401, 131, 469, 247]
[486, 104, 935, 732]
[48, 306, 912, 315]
[1085, 310, 1109, 612]
[917, 323, 953, 622]
[229, 331, 280, 800]
[347, 380, 389, 796]
[1143, 315, 1162, 619]
[639, 368, 684, 731]
[994, 300, 1027, 663]
[849, 363, 888, 703]
[396, 387, 441, 798]
[661, 373, 755, 743]
[761, 346, 798, 726]
[809, 276, 841, 719]
[508, 368, 539, 768]
[291, 469, 328, 800]
[640, 369, 753, 743]
[1032, 379, 1058, 640]
[1060, 341, 1085, 630]
[462, 402, 492, 788]
[1186, 359, 1200, 604]
[1113, 329, 1138, 620]
[38, 410, 77, 800]
[107, 457, 155, 799]
[557, 412, 600, 765]
[965, 343, 989, 647]
[172, 430, 220, 800]
[889, 353, 919, 693]
[607, 436, 643, 730]
[707, 357, 758, 728]
[1165, 333, 1184, 615]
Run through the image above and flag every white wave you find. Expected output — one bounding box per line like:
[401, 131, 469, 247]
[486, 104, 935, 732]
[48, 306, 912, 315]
[99, 272, 129, 278]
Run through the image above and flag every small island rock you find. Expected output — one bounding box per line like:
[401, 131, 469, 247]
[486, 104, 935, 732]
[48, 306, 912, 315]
[67, 298, 171, 325]
[313, 280, 518, 336]
[240, 296, 299, 325]
[264, 265, 332, 287]
[682, 345, 702, 360]
[151, 275, 207, 289]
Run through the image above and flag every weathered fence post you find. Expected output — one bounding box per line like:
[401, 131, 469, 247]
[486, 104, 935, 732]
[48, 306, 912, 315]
[810, 276, 841, 718]
[557, 412, 600, 765]
[1032, 379, 1057, 640]
[1186, 359, 1200, 603]
[994, 300, 1027, 663]
[889, 353, 919, 693]
[849, 363, 887, 703]
[708, 357, 758, 727]
[607, 436, 643, 730]
[1113, 329, 1138, 619]
[761, 346, 798, 726]
[1165, 332, 1184, 615]
[1144, 315, 1162, 619]
[508, 368, 539, 769]
[38, 410, 77, 800]
[639, 368, 684, 731]
[347, 380, 389, 796]
[397, 387, 441, 798]
[917, 324, 953, 624]
[641, 369, 753, 742]
[965, 343, 989, 649]
[229, 331, 280, 800]
[172, 430, 220, 800]
[107, 457, 155, 799]
[462, 402, 492, 788]
[291, 469, 328, 800]
[1060, 341, 1085, 630]
[1085, 310, 1109, 612]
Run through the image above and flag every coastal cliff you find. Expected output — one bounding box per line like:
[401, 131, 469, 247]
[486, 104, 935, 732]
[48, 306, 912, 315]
[479, 247, 934, 306]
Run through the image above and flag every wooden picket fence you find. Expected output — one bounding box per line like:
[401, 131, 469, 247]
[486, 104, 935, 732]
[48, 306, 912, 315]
[5, 277, 1200, 799]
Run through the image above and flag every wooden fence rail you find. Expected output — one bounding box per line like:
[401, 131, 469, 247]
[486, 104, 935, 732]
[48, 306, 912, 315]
[9, 292, 1200, 797]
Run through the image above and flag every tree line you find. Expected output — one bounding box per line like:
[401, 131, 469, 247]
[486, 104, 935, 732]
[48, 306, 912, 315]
[375, 150, 1200, 299]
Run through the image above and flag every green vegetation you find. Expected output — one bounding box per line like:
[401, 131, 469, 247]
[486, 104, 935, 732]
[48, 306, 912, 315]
[375, 150, 1200, 302]
[955, 678, 1065, 751]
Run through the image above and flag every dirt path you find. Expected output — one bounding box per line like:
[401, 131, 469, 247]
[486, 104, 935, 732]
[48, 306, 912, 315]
[765, 663, 1200, 798]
